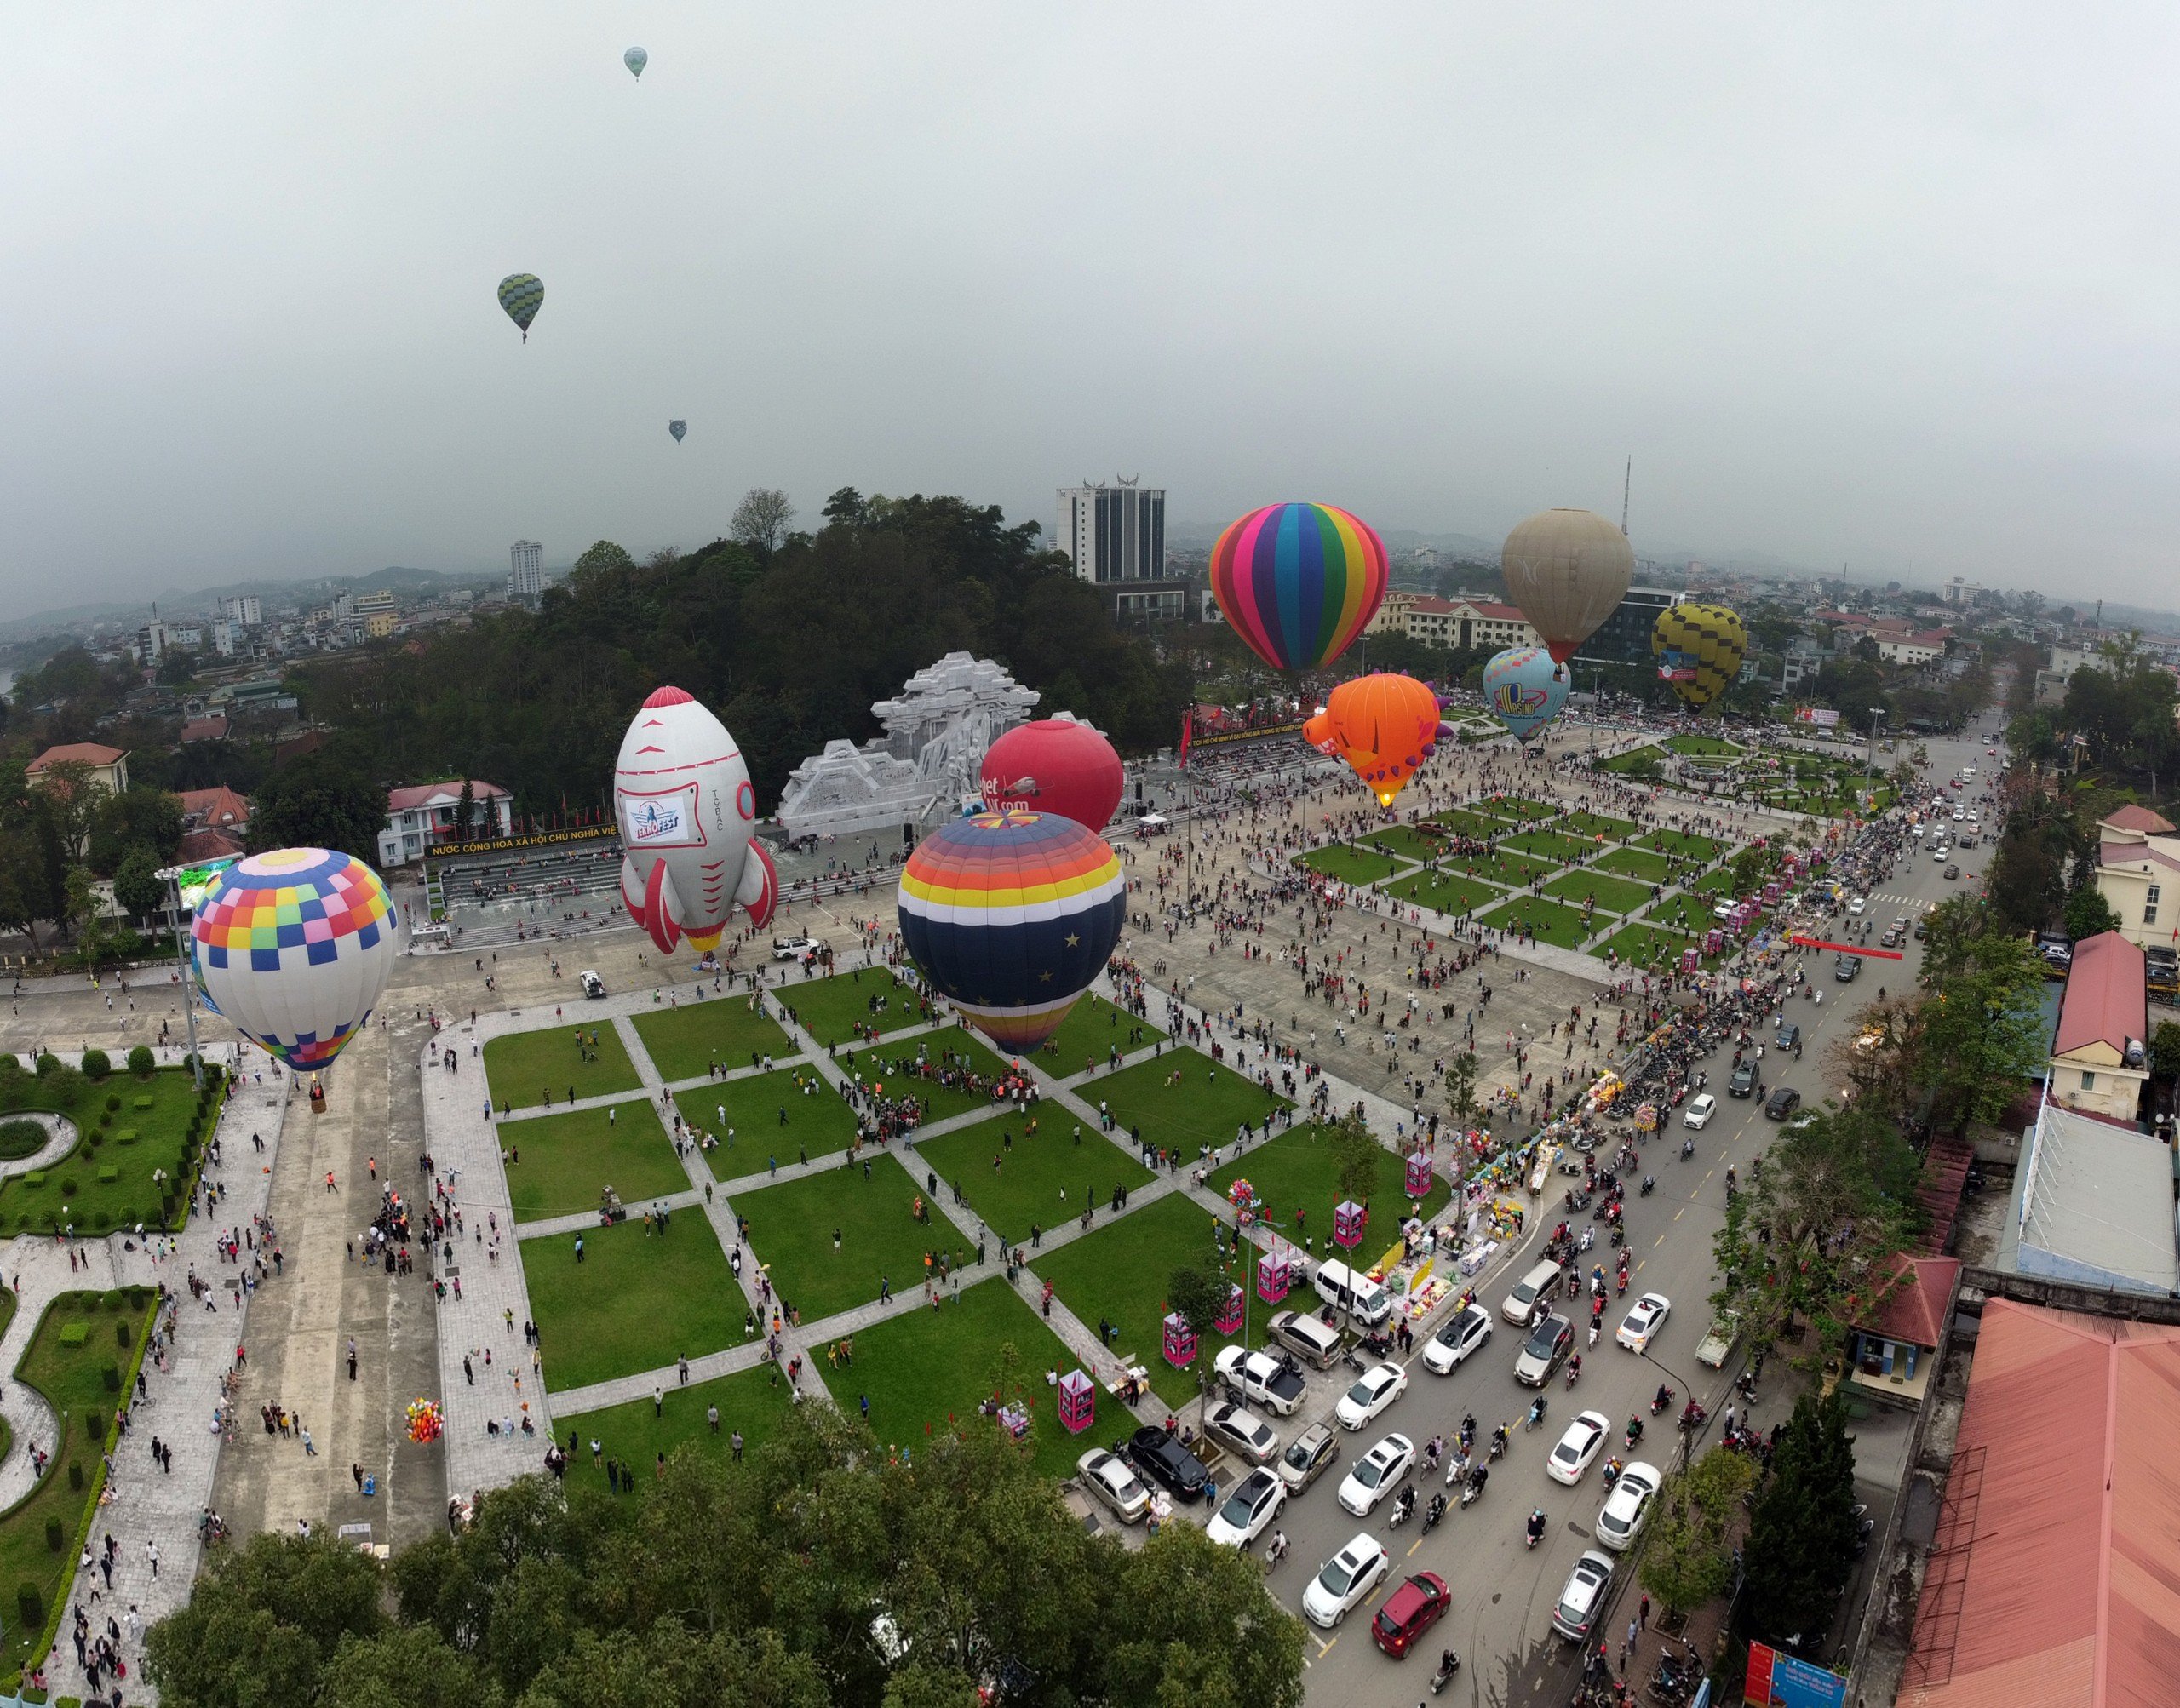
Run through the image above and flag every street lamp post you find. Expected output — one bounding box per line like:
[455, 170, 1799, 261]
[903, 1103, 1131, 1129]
[1863, 708, 1887, 811]
[157, 868, 204, 1092]
[1641, 1348, 1706, 1475]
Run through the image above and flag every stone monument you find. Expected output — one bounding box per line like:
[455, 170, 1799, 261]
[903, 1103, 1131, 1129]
[774, 651, 1041, 841]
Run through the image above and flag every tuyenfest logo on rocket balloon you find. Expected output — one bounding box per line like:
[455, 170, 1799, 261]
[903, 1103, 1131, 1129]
[614, 687, 777, 954]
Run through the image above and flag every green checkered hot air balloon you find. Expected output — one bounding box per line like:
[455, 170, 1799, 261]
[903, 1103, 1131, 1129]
[497, 273, 544, 342]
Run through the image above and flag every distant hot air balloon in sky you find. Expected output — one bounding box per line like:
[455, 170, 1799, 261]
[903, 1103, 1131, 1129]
[497, 273, 543, 342]
[1501, 508, 1633, 664]
[624, 46, 648, 77]
[615, 687, 777, 955]
[668, 419, 687, 443]
[897, 809, 1126, 1052]
[191, 848, 395, 1072]
[979, 716, 1124, 833]
[1209, 502, 1388, 673]
[1302, 673, 1442, 808]
[1482, 646, 1570, 742]
[1652, 603, 1749, 711]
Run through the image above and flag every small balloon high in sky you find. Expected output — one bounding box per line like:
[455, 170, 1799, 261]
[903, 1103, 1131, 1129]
[496, 273, 543, 342]
[668, 419, 686, 443]
[623, 46, 647, 78]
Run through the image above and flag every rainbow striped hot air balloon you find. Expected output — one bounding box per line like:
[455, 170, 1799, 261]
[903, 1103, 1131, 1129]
[897, 809, 1126, 1052]
[1209, 502, 1389, 673]
[190, 848, 395, 1071]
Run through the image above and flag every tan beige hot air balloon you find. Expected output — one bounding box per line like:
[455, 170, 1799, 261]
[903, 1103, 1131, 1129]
[1501, 508, 1635, 664]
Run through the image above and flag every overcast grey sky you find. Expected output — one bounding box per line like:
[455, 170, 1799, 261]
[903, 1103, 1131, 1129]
[4, 3, 2177, 609]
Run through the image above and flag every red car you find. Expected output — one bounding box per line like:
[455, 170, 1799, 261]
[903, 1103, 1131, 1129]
[1371, 1571, 1451, 1658]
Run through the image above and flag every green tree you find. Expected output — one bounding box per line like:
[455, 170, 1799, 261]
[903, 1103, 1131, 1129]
[87, 784, 184, 875]
[1103, 1523, 1306, 1708]
[250, 754, 386, 859]
[2152, 1021, 2180, 1082]
[1639, 1447, 1760, 1619]
[1743, 1390, 1861, 1644]
[1328, 1109, 1381, 1207]
[456, 779, 479, 844]
[1443, 1050, 1481, 1132]
[1913, 914, 2047, 1133]
[731, 488, 798, 557]
[115, 844, 167, 920]
[146, 1532, 389, 1706]
[2062, 885, 2120, 941]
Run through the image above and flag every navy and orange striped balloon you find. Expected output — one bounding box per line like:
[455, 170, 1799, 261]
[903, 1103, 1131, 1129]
[897, 809, 1126, 1052]
[1209, 502, 1389, 673]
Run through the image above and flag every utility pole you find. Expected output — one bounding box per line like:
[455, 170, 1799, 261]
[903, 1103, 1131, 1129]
[1621, 456, 1632, 536]
[156, 867, 204, 1091]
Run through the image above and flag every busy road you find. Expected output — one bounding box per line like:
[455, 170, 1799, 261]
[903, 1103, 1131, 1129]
[1248, 725, 2006, 1707]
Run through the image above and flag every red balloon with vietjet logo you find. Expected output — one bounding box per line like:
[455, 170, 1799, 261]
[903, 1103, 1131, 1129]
[978, 716, 1124, 834]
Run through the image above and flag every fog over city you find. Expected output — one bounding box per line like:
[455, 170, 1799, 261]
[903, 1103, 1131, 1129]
[4, 3, 2177, 606]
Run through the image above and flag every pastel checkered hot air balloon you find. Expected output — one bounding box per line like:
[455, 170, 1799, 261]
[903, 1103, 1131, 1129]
[1209, 502, 1388, 673]
[1482, 646, 1570, 742]
[1651, 602, 1748, 711]
[190, 848, 396, 1071]
[897, 809, 1126, 1052]
[1302, 673, 1442, 808]
[497, 273, 544, 341]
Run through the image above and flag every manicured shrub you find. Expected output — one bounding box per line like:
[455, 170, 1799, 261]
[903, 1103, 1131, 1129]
[66, 1464, 83, 1491]
[100, 1365, 120, 1392]
[127, 1046, 154, 1076]
[0, 1121, 46, 1161]
[114, 1320, 131, 1347]
[81, 1050, 109, 1080]
[34, 1054, 59, 1078]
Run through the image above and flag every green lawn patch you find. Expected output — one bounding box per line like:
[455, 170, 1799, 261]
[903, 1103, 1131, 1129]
[525, 1214, 741, 1392]
[1595, 846, 1673, 884]
[839, 1275, 1087, 1479]
[1664, 733, 1743, 758]
[554, 1362, 806, 1493]
[631, 995, 794, 1082]
[1502, 828, 1600, 864]
[1560, 811, 1639, 841]
[0, 1068, 212, 1235]
[1384, 869, 1503, 918]
[1426, 848, 1557, 890]
[1295, 844, 1408, 886]
[1353, 826, 1442, 863]
[485, 1022, 640, 1110]
[1036, 993, 1164, 1079]
[1475, 895, 1602, 951]
[1427, 807, 1515, 837]
[1690, 867, 1741, 895]
[847, 1025, 1019, 1124]
[1646, 891, 1733, 933]
[502, 1098, 688, 1224]
[1036, 1195, 1248, 1408]
[732, 1150, 946, 1323]
[1208, 1122, 1451, 1249]
[914, 1115, 1155, 1247]
[1479, 794, 1560, 821]
[1635, 828, 1729, 862]
[1599, 745, 1668, 774]
[1595, 922, 1700, 970]
[1542, 871, 1655, 917]
[674, 1066, 861, 1178]
[1086, 1053, 1289, 1161]
[774, 967, 933, 1049]
[0, 1288, 147, 1683]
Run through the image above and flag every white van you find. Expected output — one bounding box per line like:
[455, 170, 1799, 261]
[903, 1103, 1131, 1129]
[1313, 1259, 1391, 1327]
[1502, 1258, 1565, 1325]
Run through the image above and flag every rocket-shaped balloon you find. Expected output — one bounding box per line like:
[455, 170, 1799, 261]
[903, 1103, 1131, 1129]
[614, 686, 778, 955]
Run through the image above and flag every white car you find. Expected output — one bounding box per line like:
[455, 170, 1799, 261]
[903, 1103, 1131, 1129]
[1546, 1410, 1612, 1486]
[1204, 1466, 1287, 1549]
[1846, 896, 1867, 916]
[578, 970, 606, 999]
[1213, 1345, 1306, 1416]
[1933, 845, 1951, 862]
[1334, 1361, 1408, 1430]
[1303, 1532, 1391, 1628]
[1203, 1401, 1282, 1467]
[1075, 1448, 1150, 1525]
[1616, 1292, 1671, 1354]
[1595, 1461, 1661, 1551]
[770, 934, 820, 962]
[1337, 1432, 1415, 1516]
[1952, 806, 1965, 822]
[1421, 1303, 1494, 1374]
[1683, 1093, 1718, 1130]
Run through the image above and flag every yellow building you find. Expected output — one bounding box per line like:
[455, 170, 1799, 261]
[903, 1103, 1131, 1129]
[2094, 805, 2178, 949]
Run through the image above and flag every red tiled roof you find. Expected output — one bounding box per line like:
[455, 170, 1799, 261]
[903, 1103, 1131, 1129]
[178, 715, 229, 743]
[177, 828, 244, 864]
[1915, 1134, 1975, 1255]
[1470, 601, 1529, 622]
[1407, 597, 1457, 616]
[1903, 1299, 2180, 1707]
[2103, 804, 2177, 834]
[178, 786, 250, 829]
[27, 742, 126, 771]
[2099, 840, 2180, 874]
[1855, 1254, 1958, 1347]
[2053, 932, 2148, 1059]
[387, 780, 511, 811]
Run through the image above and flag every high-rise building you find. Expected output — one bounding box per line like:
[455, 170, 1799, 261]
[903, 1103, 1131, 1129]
[219, 595, 263, 628]
[1055, 480, 1185, 621]
[509, 540, 544, 605]
[1057, 479, 1166, 585]
[1573, 587, 1684, 668]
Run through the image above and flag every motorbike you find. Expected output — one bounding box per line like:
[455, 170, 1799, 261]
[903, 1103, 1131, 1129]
[1609, 1226, 1626, 1249]
[1388, 1486, 1417, 1529]
[1422, 1492, 1448, 1534]
[1565, 1358, 1581, 1390]
[1525, 1508, 1546, 1550]
[1625, 1418, 1646, 1450]
[1488, 1426, 1509, 1462]
[1525, 1398, 1548, 1430]
[1459, 1465, 1488, 1507]
[1680, 1401, 1709, 1431]
[1651, 1385, 1676, 1416]
[1682, 1135, 1696, 1159]
[1639, 1175, 1655, 1197]
[1445, 1450, 1472, 1487]
[1430, 1651, 1462, 1694]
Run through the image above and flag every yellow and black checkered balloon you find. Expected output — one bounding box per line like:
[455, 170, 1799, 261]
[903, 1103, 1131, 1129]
[1650, 602, 1747, 710]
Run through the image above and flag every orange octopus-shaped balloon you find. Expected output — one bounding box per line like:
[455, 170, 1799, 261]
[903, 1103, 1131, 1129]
[1303, 672, 1443, 807]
